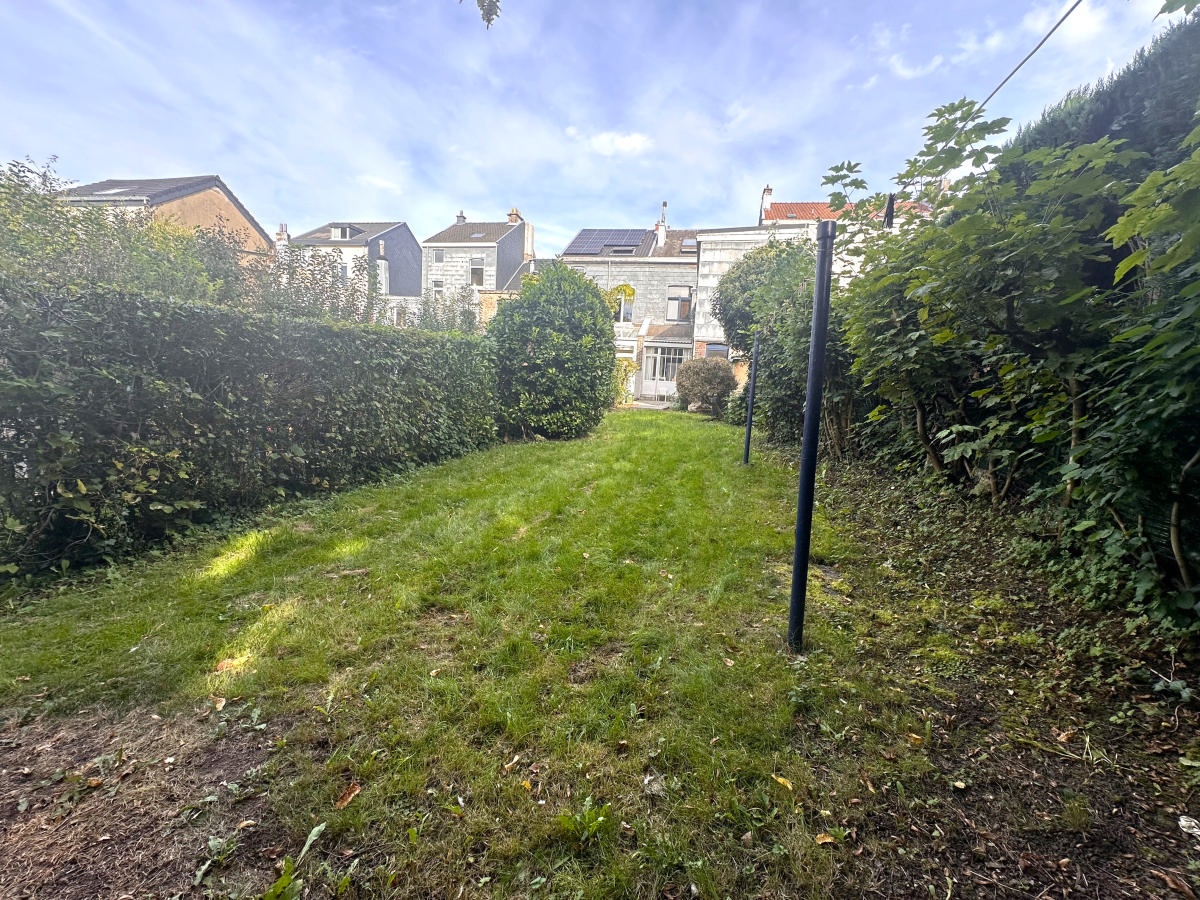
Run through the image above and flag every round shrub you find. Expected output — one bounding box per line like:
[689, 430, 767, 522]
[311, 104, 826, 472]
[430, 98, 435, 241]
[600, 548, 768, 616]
[488, 262, 617, 440]
[675, 356, 738, 418]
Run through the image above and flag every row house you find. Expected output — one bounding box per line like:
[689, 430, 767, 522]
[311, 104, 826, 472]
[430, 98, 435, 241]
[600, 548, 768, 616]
[560, 204, 698, 401]
[421, 209, 535, 323]
[287, 221, 423, 322]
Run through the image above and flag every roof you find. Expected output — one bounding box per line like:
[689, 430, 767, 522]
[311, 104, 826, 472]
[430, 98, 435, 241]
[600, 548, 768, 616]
[63, 175, 273, 248]
[291, 222, 407, 246]
[65, 175, 223, 206]
[563, 229, 652, 256]
[644, 323, 694, 345]
[562, 228, 701, 259]
[424, 222, 520, 244]
[651, 229, 699, 257]
[761, 202, 847, 222]
[762, 200, 931, 224]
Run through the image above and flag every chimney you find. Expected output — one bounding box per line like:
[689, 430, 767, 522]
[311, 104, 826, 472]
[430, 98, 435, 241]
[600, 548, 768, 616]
[654, 201, 668, 248]
[759, 185, 773, 225]
[456, 210, 466, 225]
[275, 223, 290, 251]
[507, 207, 522, 224]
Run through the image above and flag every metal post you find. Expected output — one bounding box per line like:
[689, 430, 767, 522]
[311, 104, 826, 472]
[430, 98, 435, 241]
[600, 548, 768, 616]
[788, 220, 836, 653]
[742, 332, 761, 465]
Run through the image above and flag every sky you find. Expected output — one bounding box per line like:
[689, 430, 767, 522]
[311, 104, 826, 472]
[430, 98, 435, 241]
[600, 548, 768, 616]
[0, 0, 1188, 256]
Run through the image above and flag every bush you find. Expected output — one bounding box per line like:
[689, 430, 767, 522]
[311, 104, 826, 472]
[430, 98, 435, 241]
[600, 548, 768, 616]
[675, 357, 737, 418]
[488, 262, 616, 440]
[0, 288, 496, 575]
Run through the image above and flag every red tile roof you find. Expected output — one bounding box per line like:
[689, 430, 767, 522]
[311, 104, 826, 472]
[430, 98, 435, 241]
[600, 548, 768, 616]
[763, 200, 931, 224]
[761, 202, 846, 221]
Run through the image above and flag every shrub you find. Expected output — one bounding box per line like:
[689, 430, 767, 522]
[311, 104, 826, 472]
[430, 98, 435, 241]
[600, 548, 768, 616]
[675, 357, 737, 418]
[0, 288, 496, 575]
[488, 262, 616, 440]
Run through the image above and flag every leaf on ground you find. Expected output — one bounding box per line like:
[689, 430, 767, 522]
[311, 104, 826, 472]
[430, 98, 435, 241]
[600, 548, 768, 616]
[503, 754, 521, 772]
[210, 695, 226, 711]
[1151, 869, 1196, 899]
[771, 774, 794, 792]
[815, 833, 837, 845]
[334, 782, 361, 809]
[723, 658, 735, 667]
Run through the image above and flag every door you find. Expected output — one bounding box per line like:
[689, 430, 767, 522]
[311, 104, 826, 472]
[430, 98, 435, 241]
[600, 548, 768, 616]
[642, 346, 687, 400]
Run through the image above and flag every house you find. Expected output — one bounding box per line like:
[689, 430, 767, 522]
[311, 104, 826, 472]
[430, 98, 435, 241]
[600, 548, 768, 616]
[422, 209, 535, 320]
[287, 221, 422, 323]
[560, 204, 699, 401]
[63, 175, 273, 257]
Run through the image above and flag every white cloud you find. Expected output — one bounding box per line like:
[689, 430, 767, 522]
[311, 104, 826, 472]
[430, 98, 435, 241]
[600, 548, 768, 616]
[583, 130, 654, 157]
[887, 53, 946, 80]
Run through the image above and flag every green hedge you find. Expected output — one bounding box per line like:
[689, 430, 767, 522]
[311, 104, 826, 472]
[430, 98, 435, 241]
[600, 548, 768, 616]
[0, 288, 496, 574]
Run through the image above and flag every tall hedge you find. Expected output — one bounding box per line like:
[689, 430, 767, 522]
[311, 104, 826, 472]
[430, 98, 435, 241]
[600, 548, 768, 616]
[0, 287, 496, 574]
[488, 262, 616, 440]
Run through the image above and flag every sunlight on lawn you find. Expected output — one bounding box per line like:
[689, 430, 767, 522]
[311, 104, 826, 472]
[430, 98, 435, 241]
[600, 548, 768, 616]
[199, 529, 276, 581]
[200, 596, 302, 695]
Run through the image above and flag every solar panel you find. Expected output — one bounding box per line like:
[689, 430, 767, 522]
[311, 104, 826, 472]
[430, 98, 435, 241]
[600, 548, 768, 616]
[564, 229, 648, 255]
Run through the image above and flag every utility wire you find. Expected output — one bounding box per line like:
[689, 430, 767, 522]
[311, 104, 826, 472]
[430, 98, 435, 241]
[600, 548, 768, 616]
[891, 0, 1085, 200]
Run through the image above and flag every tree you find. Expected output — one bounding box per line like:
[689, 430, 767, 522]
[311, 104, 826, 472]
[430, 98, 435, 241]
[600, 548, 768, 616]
[488, 261, 616, 440]
[462, 0, 500, 27]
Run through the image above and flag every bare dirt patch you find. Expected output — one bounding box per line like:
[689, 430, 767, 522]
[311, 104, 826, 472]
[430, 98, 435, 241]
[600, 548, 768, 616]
[0, 704, 285, 899]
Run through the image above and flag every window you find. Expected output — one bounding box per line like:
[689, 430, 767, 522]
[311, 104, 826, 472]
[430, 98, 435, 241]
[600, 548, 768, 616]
[333, 226, 351, 239]
[645, 347, 687, 383]
[338, 264, 349, 283]
[667, 285, 692, 321]
[705, 343, 729, 359]
[377, 239, 386, 256]
[392, 306, 407, 327]
[470, 256, 485, 287]
[434, 249, 445, 263]
[680, 238, 698, 254]
[432, 279, 444, 300]
[614, 297, 633, 323]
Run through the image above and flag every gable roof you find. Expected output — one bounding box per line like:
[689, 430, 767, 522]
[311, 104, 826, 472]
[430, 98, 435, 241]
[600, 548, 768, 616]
[63, 175, 273, 248]
[424, 221, 520, 244]
[291, 221, 408, 246]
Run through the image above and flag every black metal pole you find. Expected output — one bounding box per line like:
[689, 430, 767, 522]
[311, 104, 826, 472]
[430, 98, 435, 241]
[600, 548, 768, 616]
[742, 332, 760, 465]
[788, 220, 836, 653]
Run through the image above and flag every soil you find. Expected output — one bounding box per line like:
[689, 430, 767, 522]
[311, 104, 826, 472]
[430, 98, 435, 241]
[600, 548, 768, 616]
[0, 703, 286, 899]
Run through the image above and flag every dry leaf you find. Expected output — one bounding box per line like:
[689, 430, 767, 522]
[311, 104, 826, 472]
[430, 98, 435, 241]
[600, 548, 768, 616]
[815, 833, 837, 845]
[334, 782, 362, 810]
[723, 658, 735, 667]
[210, 696, 226, 711]
[215, 658, 239, 672]
[503, 754, 521, 772]
[1180, 816, 1200, 839]
[429, 668, 441, 677]
[771, 775, 794, 792]
[953, 781, 966, 790]
[86, 777, 103, 788]
[906, 733, 924, 746]
[236, 819, 257, 830]
[1151, 869, 1196, 899]
[521, 779, 532, 790]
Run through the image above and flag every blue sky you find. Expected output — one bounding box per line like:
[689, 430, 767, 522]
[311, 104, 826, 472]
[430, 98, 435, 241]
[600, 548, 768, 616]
[0, 0, 1186, 255]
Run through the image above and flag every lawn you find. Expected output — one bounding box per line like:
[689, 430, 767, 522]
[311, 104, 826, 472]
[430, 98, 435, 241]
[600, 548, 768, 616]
[1, 410, 1196, 899]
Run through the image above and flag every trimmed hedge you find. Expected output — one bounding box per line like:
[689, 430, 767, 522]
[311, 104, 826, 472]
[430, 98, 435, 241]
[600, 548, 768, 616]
[0, 288, 496, 574]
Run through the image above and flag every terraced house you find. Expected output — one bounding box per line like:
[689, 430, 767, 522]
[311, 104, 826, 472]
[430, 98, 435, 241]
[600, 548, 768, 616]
[559, 204, 700, 401]
[422, 209, 535, 324]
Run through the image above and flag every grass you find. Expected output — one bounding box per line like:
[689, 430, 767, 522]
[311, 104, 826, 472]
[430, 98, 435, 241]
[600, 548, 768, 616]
[2, 409, 1197, 898]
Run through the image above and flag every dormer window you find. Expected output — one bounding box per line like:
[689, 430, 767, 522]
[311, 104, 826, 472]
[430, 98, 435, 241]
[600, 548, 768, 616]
[333, 226, 351, 239]
[680, 238, 698, 254]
